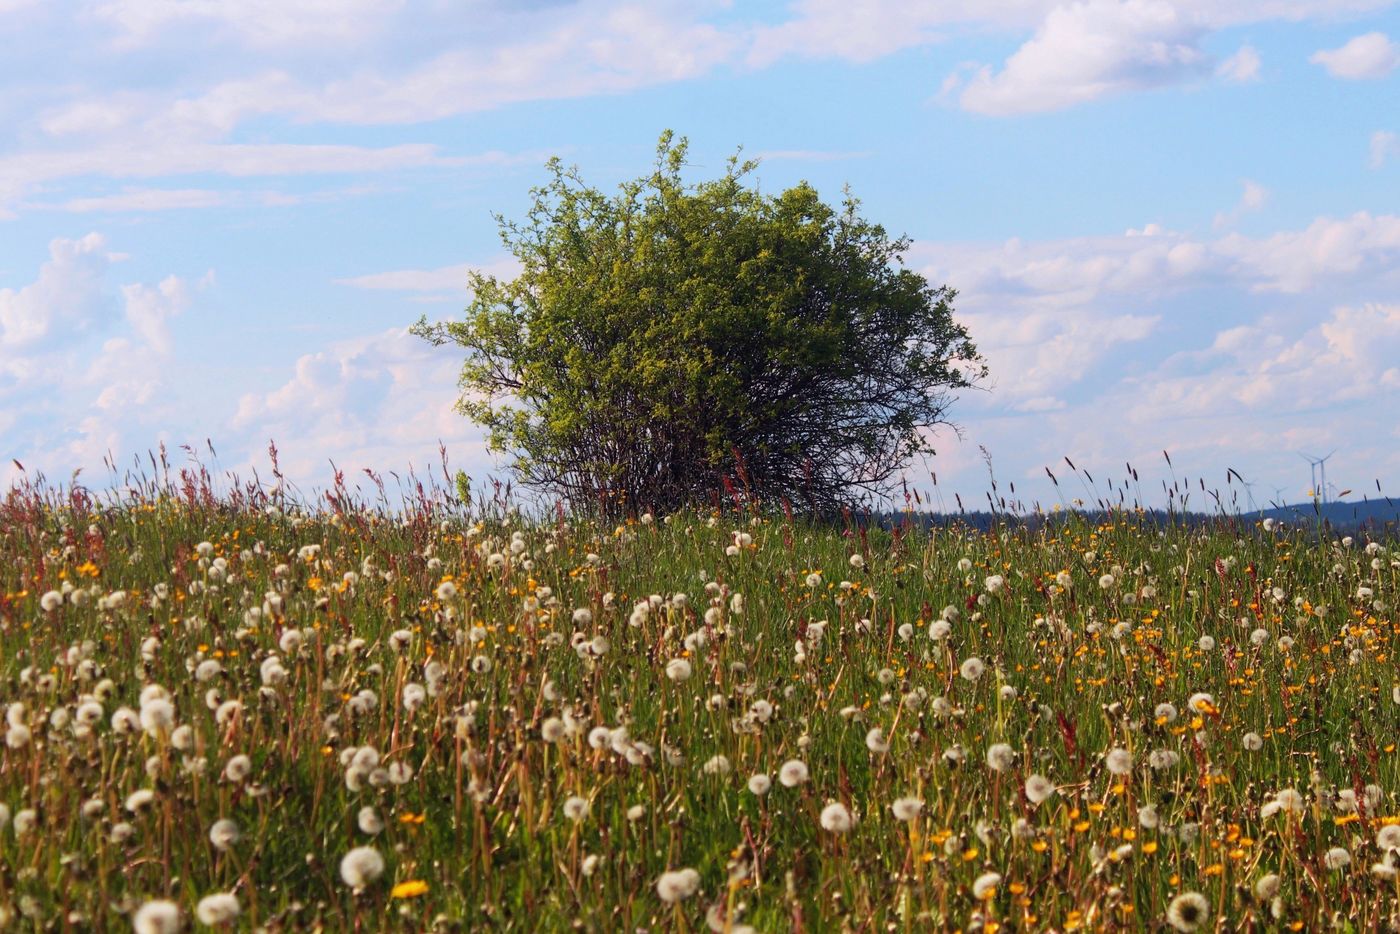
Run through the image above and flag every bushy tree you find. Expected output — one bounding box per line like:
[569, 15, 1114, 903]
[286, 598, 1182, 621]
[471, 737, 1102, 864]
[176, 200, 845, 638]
[413, 132, 984, 514]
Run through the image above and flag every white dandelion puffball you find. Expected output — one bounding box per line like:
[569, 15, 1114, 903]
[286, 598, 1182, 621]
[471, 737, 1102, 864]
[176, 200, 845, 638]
[1024, 774, 1055, 805]
[959, 657, 986, 682]
[778, 759, 809, 787]
[208, 818, 240, 851]
[747, 774, 772, 796]
[1105, 748, 1133, 776]
[865, 727, 891, 754]
[1166, 892, 1209, 932]
[223, 754, 252, 784]
[541, 717, 566, 743]
[985, 743, 1015, 772]
[563, 796, 591, 821]
[820, 802, 853, 833]
[195, 893, 240, 926]
[339, 846, 386, 889]
[1324, 846, 1351, 870]
[665, 658, 693, 682]
[984, 575, 1004, 593]
[890, 797, 923, 821]
[703, 755, 732, 776]
[972, 872, 1002, 900]
[131, 900, 182, 934]
[357, 806, 384, 835]
[849, 553, 865, 569]
[656, 868, 701, 903]
[1379, 825, 1400, 852]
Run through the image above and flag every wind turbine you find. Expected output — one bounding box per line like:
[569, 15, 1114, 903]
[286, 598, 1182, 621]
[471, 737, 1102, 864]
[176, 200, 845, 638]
[1299, 450, 1337, 505]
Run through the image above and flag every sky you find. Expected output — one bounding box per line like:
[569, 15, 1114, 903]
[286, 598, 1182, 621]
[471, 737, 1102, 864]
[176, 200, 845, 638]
[1, 0, 1398, 512]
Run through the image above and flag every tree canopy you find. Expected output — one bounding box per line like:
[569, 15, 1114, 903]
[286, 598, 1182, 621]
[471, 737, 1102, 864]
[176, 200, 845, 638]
[413, 132, 984, 514]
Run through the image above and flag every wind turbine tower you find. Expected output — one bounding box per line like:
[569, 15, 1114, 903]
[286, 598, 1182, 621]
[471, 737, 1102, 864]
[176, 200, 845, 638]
[1299, 450, 1337, 505]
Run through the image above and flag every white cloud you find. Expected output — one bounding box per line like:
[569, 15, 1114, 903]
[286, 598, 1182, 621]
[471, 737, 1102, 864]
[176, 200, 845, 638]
[44, 188, 231, 212]
[1216, 43, 1261, 81]
[0, 142, 462, 214]
[1310, 31, 1399, 79]
[1214, 211, 1400, 293]
[1213, 178, 1269, 229]
[746, 0, 1393, 69]
[64, 4, 741, 136]
[231, 326, 491, 485]
[121, 273, 197, 354]
[0, 233, 113, 350]
[955, 0, 1210, 116]
[337, 256, 522, 293]
[89, 0, 405, 47]
[1126, 303, 1400, 424]
[905, 209, 1400, 410]
[284, 7, 739, 125]
[0, 235, 212, 487]
[747, 0, 956, 67]
[1371, 130, 1399, 168]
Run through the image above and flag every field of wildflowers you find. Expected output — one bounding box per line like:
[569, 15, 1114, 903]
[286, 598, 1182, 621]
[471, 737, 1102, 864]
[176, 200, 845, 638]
[1, 473, 1398, 931]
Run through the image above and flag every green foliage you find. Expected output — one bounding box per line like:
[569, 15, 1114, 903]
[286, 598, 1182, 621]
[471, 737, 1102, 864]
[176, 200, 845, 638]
[414, 131, 984, 514]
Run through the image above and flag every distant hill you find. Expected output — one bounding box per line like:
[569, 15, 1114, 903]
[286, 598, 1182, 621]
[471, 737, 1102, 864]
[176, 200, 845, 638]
[1246, 498, 1400, 532]
[864, 499, 1400, 536]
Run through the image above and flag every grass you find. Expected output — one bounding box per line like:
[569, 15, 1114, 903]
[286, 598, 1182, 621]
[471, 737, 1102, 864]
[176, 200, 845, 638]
[0, 475, 1397, 931]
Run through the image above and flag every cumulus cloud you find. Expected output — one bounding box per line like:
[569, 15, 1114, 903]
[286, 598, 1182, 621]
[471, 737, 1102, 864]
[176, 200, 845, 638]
[1214, 211, 1400, 293]
[1311, 31, 1399, 79]
[1127, 303, 1400, 424]
[954, 0, 1210, 116]
[0, 234, 209, 487]
[121, 273, 201, 354]
[0, 233, 113, 351]
[1216, 43, 1261, 81]
[1213, 178, 1269, 229]
[231, 327, 490, 485]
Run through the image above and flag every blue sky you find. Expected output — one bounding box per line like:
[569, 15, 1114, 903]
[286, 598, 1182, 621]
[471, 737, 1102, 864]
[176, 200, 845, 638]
[1, 0, 1397, 510]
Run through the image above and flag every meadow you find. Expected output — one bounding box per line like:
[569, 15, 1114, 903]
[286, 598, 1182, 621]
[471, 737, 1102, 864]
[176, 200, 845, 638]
[0, 472, 1397, 932]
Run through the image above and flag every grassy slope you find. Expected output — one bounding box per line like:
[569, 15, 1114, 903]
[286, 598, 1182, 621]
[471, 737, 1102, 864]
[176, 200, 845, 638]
[0, 493, 1397, 931]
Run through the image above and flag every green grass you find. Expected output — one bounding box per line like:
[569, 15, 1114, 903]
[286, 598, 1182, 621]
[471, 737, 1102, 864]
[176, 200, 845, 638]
[0, 489, 1397, 931]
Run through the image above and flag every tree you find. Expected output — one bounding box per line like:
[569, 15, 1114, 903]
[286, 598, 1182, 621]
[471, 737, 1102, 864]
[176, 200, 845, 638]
[412, 132, 984, 515]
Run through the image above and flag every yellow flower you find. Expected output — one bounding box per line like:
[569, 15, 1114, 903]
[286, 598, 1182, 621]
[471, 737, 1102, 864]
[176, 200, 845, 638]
[391, 880, 429, 899]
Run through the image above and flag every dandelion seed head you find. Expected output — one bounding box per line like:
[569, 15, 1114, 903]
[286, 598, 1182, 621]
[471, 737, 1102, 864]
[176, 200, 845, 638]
[1166, 892, 1209, 932]
[131, 900, 182, 934]
[819, 802, 853, 833]
[339, 846, 385, 889]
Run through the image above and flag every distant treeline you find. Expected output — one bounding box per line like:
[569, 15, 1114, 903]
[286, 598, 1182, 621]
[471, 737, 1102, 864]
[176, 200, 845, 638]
[858, 499, 1400, 537]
